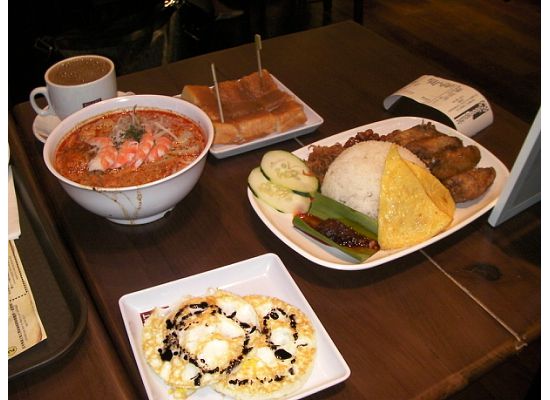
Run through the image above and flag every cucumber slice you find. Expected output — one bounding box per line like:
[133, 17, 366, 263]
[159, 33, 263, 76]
[248, 167, 311, 214]
[260, 150, 318, 193]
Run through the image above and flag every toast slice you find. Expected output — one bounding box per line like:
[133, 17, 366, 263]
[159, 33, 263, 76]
[272, 100, 307, 132]
[181, 85, 220, 121]
[240, 70, 291, 111]
[213, 122, 242, 145]
[219, 80, 260, 119]
[234, 111, 277, 142]
[182, 69, 307, 145]
[239, 69, 279, 96]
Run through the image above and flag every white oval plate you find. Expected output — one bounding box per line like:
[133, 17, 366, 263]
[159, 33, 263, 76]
[247, 117, 510, 271]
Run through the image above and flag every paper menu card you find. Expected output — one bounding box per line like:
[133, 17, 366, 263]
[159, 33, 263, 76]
[383, 75, 493, 137]
[8, 240, 47, 359]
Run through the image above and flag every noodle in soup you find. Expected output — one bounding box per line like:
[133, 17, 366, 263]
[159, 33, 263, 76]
[55, 108, 206, 188]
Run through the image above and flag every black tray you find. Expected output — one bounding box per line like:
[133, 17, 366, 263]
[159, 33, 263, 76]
[8, 116, 88, 380]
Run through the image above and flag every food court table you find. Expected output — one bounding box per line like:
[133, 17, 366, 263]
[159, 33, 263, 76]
[9, 21, 540, 399]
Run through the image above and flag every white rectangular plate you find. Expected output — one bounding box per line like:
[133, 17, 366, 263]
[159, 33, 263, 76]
[248, 117, 510, 270]
[119, 253, 350, 399]
[177, 75, 323, 159]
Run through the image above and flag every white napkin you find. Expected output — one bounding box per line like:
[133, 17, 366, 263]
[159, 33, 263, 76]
[8, 166, 21, 240]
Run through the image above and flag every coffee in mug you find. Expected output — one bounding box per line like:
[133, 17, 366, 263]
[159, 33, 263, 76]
[30, 55, 117, 120]
[48, 57, 112, 86]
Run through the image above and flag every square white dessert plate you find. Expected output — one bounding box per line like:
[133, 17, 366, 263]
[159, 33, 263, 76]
[119, 253, 350, 399]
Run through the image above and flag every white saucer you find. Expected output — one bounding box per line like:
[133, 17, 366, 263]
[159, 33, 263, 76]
[32, 91, 134, 143]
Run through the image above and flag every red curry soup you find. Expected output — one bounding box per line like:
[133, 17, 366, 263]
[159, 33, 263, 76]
[55, 108, 206, 188]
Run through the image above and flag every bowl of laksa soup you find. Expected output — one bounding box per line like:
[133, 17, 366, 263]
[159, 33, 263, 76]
[44, 94, 214, 224]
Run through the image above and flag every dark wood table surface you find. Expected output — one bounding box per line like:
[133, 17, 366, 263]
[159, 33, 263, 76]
[9, 21, 540, 400]
[8, 115, 139, 400]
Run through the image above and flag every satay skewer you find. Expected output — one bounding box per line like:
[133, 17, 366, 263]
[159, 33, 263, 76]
[211, 62, 225, 123]
[255, 34, 263, 79]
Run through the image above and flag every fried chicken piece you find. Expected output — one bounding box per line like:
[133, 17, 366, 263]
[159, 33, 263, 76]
[442, 167, 496, 203]
[405, 135, 463, 164]
[383, 122, 440, 147]
[429, 145, 481, 180]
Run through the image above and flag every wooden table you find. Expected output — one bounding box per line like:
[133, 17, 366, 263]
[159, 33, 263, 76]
[9, 21, 540, 400]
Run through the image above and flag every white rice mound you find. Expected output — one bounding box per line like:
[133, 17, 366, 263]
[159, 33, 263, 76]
[320, 141, 426, 219]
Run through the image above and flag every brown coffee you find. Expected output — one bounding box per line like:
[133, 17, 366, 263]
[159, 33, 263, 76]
[48, 57, 111, 86]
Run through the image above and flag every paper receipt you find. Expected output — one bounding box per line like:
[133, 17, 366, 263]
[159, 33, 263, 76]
[384, 75, 494, 137]
[8, 240, 47, 359]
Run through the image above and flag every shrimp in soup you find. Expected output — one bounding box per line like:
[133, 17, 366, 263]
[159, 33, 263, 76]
[55, 108, 206, 188]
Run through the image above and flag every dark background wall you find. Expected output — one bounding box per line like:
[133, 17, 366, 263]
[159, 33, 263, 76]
[7, 0, 332, 108]
[9, 0, 540, 122]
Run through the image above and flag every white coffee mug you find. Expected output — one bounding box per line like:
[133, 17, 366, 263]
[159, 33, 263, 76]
[30, 55, 117, 120]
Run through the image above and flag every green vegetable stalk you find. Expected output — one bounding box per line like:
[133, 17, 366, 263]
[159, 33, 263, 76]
[292, 192, 379, 262]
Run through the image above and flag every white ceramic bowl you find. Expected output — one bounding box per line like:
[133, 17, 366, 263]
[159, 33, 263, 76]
[43, 94, 214, 225]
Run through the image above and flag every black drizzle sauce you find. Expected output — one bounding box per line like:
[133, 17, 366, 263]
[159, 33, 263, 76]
[228, 305, 309, 387]
[156, 301, 255, 386]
